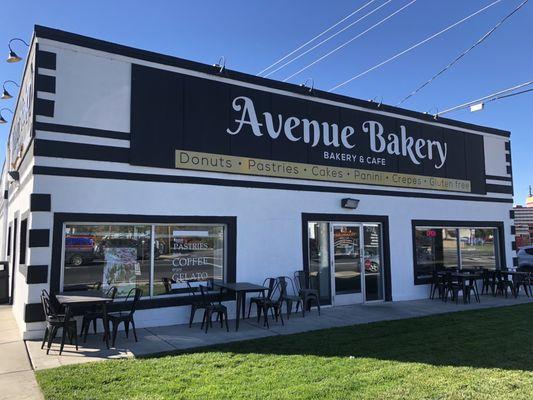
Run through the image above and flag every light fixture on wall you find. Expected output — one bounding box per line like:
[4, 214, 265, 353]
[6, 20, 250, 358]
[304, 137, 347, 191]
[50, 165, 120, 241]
[1, 80, 19, 99]
[300, 78, 314, 94]
[341, 198, 359, 210]
[0, 108, 13, 124]
[213, 56, 226, 73]
[8, 171, 19, 181]
[7, 38, 29, 63]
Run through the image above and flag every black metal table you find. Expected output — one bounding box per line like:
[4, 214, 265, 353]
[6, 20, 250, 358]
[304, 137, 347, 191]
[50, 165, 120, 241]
[55, 290, 114, 349]
[214, 282, 268, 331]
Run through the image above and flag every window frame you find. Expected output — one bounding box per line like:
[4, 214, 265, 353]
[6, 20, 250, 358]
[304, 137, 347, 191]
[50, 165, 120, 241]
[412, 220, 506, 285]
[50, 213, 237, 309]
[60, 221, 228, 299]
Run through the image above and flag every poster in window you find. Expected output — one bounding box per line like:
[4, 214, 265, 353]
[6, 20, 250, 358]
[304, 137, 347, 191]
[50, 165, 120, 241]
[103, 247, 138, 296]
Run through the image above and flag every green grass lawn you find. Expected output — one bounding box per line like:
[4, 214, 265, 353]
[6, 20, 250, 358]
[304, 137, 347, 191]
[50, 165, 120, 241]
[36, 304, 533, 400]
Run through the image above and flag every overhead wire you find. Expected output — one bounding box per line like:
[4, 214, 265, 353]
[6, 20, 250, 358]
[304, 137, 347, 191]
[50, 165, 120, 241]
[282, 0, 417, 82]
[437, 80, 533, 116]
[397, 0, 529, 106]
[328, 0, 504, 93]
[257, 0, 378, 76]
[262, 0, 395, 78]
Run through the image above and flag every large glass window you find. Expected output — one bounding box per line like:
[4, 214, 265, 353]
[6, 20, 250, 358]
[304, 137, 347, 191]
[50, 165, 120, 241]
[414, 225, 499, 284]
[61, 223, 226, 298]
[153, 225, 225, 296]
[63, 224, 151, 297]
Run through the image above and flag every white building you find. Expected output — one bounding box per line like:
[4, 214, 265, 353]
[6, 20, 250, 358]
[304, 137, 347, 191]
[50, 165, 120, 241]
[0, 26, 515, 339]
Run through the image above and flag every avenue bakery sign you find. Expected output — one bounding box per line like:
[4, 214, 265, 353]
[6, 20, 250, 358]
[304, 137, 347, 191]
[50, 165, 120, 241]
[130, 64, 486, 194]
[226, 96, 448, 170]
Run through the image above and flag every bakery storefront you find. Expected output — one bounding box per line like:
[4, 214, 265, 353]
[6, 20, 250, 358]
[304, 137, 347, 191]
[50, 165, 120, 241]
[0, 26, 515, 338]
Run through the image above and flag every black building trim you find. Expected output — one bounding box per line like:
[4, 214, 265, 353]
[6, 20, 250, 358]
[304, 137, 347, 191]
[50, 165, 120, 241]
[512, 241, 517, 251]
[30, 193, 51, 212]
[34, 139, 129, 163]
[28, 229, 50, 247]
[513, 257, 518, 267]
[511, 225, 516, 235]
[36, 50, 57, 70]
[19, 218, 28, 265]
[301, 213, 392, 302]
[485, 184, 513, 195]
[26, 265, 48, 284]
[33, 166, 514, 204]
[35, 122, 131, 140]
[506, 165, 512, 175]
[49, 213, 237, 296]
[510, 210, 515, 219]
[486, 175, 513, 182]
[24, 303, 45, 323]
[505, 141, 511, 151]
[411, 220, 507, 285]
[505, 153, 512, 163]
[36, 74, 56, 93]
[3, 190, 7, 200]
[35, 98, 54, 117]
[33, 25, 510, 138]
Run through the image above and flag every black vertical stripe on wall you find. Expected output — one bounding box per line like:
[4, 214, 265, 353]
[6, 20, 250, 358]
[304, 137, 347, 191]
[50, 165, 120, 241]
[512, 241, 517, 251]
[511, 225, 516, 235]
[36, 74, 56, 93]
[30, 193, 51, 212]
[506, 165, 512, 175]
[513, 257, 518, 267]
[24, 303, 45, 322]
[26, 265, 48, 284]
[35, 98, 54, 117]
[28, 229, 50, 247]
[509, 210, 515, 219]
[3, 190, 7, 200]
[19, 219, 28, 265]
[505, 153, 512, 163]
[36, 50, 57, 70]
[505, 141, 511, 151]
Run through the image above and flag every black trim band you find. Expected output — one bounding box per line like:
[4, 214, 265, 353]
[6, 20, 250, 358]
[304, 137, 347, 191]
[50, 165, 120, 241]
[35, 98, 54, 117]
[3, 190, 7, 200]
[30, 193, 51, 212]
[486, 175, 513, 182]
[35, 122, 131, 140]
[24, 303, 45, 323]
[512, 241, 517, 251]
[34, 139, 129, 163]
[28, 229, 50, 247]
[36, 50, 56, 70]
[32, 166, 514, 204]
[513, 257, 518, 267]
[485, 184, 513, 195]
[506, 165, 512, 175]
[510, 210, 515, 219]
[33, 25, 510, 138]
[36, 74, 56, 93]
[26, 265, 48, 284]
[505, 141, 511, 151]
[511, 225, 516, 235]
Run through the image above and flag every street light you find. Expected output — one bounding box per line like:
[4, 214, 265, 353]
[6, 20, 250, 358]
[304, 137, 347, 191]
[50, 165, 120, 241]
[1, 80, 19, 100]
[0, 108, 13, 124]
[7, 38, 29, 63]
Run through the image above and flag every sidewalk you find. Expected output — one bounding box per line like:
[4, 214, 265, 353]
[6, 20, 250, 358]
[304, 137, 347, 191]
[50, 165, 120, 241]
[0, 305, 43, 400]
[25, 294, 533, 371]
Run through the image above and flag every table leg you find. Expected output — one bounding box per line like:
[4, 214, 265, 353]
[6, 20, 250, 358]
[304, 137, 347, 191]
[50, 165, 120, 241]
[241, 292, 246, 320]
[102, 303, 110, 349]
[235, 292, 242, 331]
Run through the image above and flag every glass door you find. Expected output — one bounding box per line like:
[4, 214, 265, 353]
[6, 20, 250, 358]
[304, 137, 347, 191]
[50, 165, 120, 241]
[308, 222, 332, 305]
[362, 224, 384, 301]
[331, 224, 363, 305]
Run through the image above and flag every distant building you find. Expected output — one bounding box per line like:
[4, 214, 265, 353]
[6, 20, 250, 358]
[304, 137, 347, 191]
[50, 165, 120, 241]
[513, 186, 533, 248]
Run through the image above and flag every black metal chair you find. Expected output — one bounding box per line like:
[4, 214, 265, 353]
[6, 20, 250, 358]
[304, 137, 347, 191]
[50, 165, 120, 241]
[247, 278, 276, 318]
[442, 272, 464, 303]
[259, 279, 285, 328]
[429, 270, 445, 300]
[107, 288, 142, 346]
[80, 286, 118, 342]
[278, 276, 302, 318]
[40, 290, 78, 355]
[481, 269, 496, 295]
[162, 277, 176, 294]
[199, 285, 229, 333]
[294, 270, 320, 316]
[514, 273, 530, 297]
[464, 276, 480, 303]
[186, 281, 214, 327]
[496, 271, 515, 298]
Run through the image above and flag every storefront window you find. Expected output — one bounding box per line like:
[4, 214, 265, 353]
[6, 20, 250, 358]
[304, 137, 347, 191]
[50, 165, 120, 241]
[62, 224, 151, 297]
[414, 225, 499, 284]
[62, 223, 226, 298]
[153, 225, 225, 296]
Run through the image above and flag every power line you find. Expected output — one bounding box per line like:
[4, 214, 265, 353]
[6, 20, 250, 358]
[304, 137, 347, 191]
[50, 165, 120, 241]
[328, 0, 504, 93]
[283, 0, 417, 83]
[263, 0, 395, 78]
[397, 0, 529, 106]
[437, 80, 533, 116]
[257, 0, 377, 76]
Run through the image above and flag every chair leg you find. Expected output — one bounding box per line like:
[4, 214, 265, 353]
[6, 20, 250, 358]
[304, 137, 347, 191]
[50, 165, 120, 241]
[83, 318, 90, 343]
[201, 309, 207, 330]
[279, 307, 284, 326]
[224, 311, 229, 332]
[286, 300, 292, 319]
[93, 319, 97, 335]
[59, 327, 67, 355]
[72, 325, 79, 351]
[112, 321, 119, 347]
[131, 319, 138, 342]
[263, 305, 270, 328]
[79, 317, 86, 338]
[46, 326, 57, 354]
[124, 321, 130, 338]
[41, 327, 49, 349]
[256, 302, 262, 323]
[247, 300, 253, 319]
[205, 310, 211, 333]
[189, 306, 196, 328]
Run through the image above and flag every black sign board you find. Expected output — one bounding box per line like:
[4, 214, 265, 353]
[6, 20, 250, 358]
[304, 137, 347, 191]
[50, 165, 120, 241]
[130, 64, 486, 194]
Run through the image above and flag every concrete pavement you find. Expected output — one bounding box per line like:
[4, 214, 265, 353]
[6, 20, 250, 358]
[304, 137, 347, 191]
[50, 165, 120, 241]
[0, 305, 43, 400]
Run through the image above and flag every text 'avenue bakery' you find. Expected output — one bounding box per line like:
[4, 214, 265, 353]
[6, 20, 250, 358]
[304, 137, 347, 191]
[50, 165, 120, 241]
[0, 26, 516, 339]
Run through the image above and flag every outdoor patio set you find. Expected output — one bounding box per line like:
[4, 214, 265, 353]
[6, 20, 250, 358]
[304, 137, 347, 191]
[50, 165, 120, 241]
[39, 270, 321, 355]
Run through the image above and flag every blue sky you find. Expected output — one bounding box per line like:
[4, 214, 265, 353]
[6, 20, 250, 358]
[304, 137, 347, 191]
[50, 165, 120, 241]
[1, 0, 531, 203]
